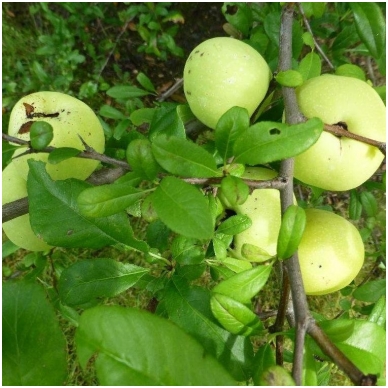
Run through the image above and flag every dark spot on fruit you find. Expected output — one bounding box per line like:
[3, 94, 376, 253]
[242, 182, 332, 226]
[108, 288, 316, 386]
[18, 121, 34, 134]
[188, 70, 191, 74]
[23, 103, 35, 117]
[200, 52, 204, 56]
[186, 91, 192, 95]
[195, 50, 200, 53]
[319, 265, 322, 268]
[269, 128, 281, 135]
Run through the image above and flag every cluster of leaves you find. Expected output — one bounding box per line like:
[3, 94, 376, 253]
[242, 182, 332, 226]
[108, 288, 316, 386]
[2, 2, 386, 386]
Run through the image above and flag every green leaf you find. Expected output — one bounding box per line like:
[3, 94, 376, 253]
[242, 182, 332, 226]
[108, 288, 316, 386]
[3, 281, 67, 385]
[222, 3, 253, 36]
[241, 243, 273, 262]
[106, 85, 151, 99]
[220, 175, 250, 207]
[277, 205, 306, 260]
[159, 277, 254, 381]
[30, 121, 53, 150]
[368, 295, 386, 327]
[58, 258, 149, 307]
[335, 64, 366, 81]
[136, 72, 156, 93]
[258, 365, 296, 386]
[47, 147, 81, 164]
[151, 176, 214, 240]
[353, 279, 386, 302]
[216, 214, 252, 235]
[210, 293, 263, 336]
[213, 265, 272, 304]
[152, 135, 220, 178]
[298, 52, 321, 81]
[349, 190, 363, 220]
[126, 138, 160, 180]
[129, 108, 156, 126]
[99, 104, 127, 120]
[215, 106, 250, 163]
[220, 257, 252, 273]
[360, 191, 378, 217]
[302, 32, 315, 50]
[75, 305, 236, 385]
[350, 3, 386, 59]
[234, 118, 323, 165]
[27, 161, 149, 252]
[252, 343, 276, 385]
[275, 70, 304, 87]
[77, 182, 147, 218]
[149, 105, 186, 140]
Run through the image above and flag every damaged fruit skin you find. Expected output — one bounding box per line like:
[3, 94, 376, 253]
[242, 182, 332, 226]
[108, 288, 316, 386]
[183, 37, 272, 129]
[294, 75, 386, 191]
[8, 91, 105, 181]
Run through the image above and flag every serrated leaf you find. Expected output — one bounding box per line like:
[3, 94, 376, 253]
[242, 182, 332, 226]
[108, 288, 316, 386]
[58, 258, 149, 307]
[277, 205, 306, 260]
[77, 182, 147, 218]
[350, 3, 386, 59]
[27, 161, 149, 252]
[126, 138, 160, 180]
[298, 52, 321, 81]
[3, 281, 67, 386]
[213, 265, 272, 304]
[353, 279, 386, 302]
[234, 118, 323, 165]
[210, 293, 263, 336]
[75, 305, 236, 385]
[214, 105, 250, 163]
[159, 277, 254, 381]
[151, 176, 214, 240]
[149, 105, 186, 140]
[360, 191, 378, 217]
[152, 135, 220, 178]
[47, 147, 81, 164]
[275, 70, 304, 87]
[216, 214, 252, 235]
[106, 85, 151, 99]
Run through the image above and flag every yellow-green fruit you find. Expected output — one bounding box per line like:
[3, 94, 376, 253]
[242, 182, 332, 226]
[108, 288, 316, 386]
[8, 91, 105, 181]
[294, 75, 386, 191]
[183, 37, 272, 129]
[299, 209, 364, 295]
[2, 162, 51, 251]
[233, 167, 286, 257]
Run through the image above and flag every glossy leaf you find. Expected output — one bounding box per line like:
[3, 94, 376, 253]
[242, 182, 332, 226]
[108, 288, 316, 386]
[368, 295, 386, 327]
[151, 176, 214, 239]
[275, 70, 304, 87]
[335, 64, 366, 81]
[214, 106, 250, 163]
[47, 147, 81, 164]
[129, 108, 156, 126]
[99, 104, 127, 120]
[136, 72, 156, 93]
[216, 214, 252, 235]
[126, 138, 160, 180]
[152, 135, 221, 178]
[213, 265, 272, 304]
[252, 343, 276, 385]
[277, 205, 306, 260]
[77, 182, 147, 218]
[234, 118, 323, 165]
[353, 279, 386, 302]
[241, 243, 273, 262]
[350, 3, 386, 59]
[59, 258, 149, 307]
[148, 105, 186, 140]
[106, 85, 151, 99]
[349, 190, 362, 220]
[75, 305, 236, 385]
[159, 276, 254, 381]
[210, 293, 264, 336]
[220, 175, 249, 207]
[360, 191, 378, 217]
[220, 257, 252, 273]
[3, 281, 67, 386]
[27, 161, 149, 252]
[222, 3, 252, 36]
[30, 121, 53, 150]
[298, 52, 321, 81]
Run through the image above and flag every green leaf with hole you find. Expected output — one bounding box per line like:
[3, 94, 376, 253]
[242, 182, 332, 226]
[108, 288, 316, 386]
[277, 205, 306, 260]
[77, 182, 147, 218]
[275, 70, 304, 87]
[234, 118, 323, 165]
[213, 265, 272, 304]
[350, 3, 386, 59]
[215, 106, 250, 163]
[151, 176, 214, 239]
[30, 121, 53, 150]
[75, 306, 236, 385]
[152, 135, 220, 178]
[58, 258, 149, 307]
[3, 281, 67, 385]
[210, 293, 263, 336]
